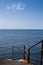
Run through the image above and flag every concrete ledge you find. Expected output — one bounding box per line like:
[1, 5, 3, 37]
[17, 59, 28, 63]
[0, 59, 33, 65]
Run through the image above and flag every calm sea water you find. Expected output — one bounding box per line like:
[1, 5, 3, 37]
[0, 29, 43, 65]
[0, 29, 43, 46]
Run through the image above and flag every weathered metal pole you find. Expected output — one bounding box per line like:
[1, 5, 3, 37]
[40, 40, 43, 65]
[12, 46, 14, 60]
[23, 45, 25, 60]
[28, 49, 30, 63]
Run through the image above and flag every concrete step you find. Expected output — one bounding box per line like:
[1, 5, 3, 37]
[0, 59, 33, 65]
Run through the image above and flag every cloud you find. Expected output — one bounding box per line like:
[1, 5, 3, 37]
[6, 2, 25, 11]
[6, 5, 11, 10]
[16, 2, 25, 11]
[11, 4, 16, 10]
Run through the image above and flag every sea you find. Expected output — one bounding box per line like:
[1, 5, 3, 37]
[0, 29, 43, 65]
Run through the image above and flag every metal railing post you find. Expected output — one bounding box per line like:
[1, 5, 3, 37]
[12, 46, 14, 60]
[23, 45, 25, 60]
[40, 40, 43, 65]
[28, 49, 30, 63]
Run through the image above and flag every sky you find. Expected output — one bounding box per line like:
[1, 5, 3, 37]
[0, 0, 43, 29]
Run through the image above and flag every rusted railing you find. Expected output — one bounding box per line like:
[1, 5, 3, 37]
[23, 40, 43, 65]
[0, 40, 43, 65]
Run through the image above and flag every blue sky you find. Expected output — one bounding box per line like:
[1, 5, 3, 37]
[0, 0, 43, 29]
